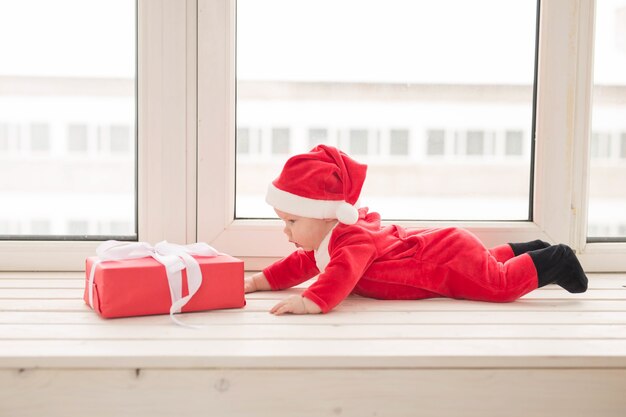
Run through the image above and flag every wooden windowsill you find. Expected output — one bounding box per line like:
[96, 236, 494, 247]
[2, 272, 626, 416]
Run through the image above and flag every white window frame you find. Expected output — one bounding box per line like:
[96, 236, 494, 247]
[0, 0, 198, 271]
[1, 0, 624, 272]
[198, 0, 626, 272]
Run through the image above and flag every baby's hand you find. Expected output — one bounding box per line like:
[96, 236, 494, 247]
[244, 272, 271, 293]
[270, 295, 322, 315]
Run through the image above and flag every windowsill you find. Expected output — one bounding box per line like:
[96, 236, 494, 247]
[2, 270, 626, 416]
[1, 271, 625, 369]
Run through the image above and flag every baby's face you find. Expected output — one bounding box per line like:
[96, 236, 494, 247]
[275, 209, 335, 251]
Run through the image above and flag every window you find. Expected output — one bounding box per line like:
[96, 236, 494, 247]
[349, 129, 368, 155]
[110, 125, 131, 154]
[505, 130, 524, 156]
[587, 0, 626, 241]
[67, 124, 88, 153]
[426, 130, 446, 156]
[108, 221, 132, 236]
[591, 132, 611, 159]
[271, 128, 290, 154]
[308, 128, 328, 149]
[4, 1, 624, 271]
[236, 0, 538, 221]
[30, 220, 51, 235]
[617, 6, 626, 53]
[0, 124, 8, 152]
[67, 220, 89, 236]
[466, 131, 485, 156]
[389, 129, 409, 156]
[0, 221, 9, 235]
[30, 123, 50, 152]
[237, 128, 251, 154]
[0, 0, 137, 240]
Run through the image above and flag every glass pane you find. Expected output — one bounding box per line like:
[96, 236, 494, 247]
[0, 0, 136, 239]
[389, 130, 409, 156]
[236, 0, 537, 220]
[588, 0, 626, 241]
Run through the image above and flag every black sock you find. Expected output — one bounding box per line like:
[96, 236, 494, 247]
[528, 244, 588, 293]
[509, 240, 551, 257]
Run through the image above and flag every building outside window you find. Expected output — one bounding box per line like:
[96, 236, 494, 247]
[237, 128, 250, 154]
[308, 128, 328, 149]
[591, 132, 612, 159]
[505, 130, 524, 156]
[271, 128, 290, 154]
[67, 124, 88, 153]
[0, 124, 9, 152]
[426, 129, 446, 156]
[389, 129, 409, 156]
[466, 130, 485, 156]
[349, 129, 368, 155]
[30, 123, 50, 152]
[110, 125, 131, 154]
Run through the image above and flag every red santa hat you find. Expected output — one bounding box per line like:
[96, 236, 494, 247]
[266, 145, 368, 225]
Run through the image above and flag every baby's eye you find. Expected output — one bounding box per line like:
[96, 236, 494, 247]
[288, 219, 296, 224]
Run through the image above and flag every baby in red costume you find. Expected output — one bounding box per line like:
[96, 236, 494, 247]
[245, 145, 588, 315]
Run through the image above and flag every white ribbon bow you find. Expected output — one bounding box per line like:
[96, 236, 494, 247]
[88, 240, 221, 326]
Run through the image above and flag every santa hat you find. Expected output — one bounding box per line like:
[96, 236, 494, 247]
[265, 145, 368, 225]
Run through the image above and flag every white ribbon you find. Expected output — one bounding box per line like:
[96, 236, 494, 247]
[88, 240, 220, 326]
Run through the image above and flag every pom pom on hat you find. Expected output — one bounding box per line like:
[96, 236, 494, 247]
[336, 201, 359, 225]
[266, 145, 367, 224]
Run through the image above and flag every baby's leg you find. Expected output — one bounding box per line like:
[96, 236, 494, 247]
[485, 242, 587, 294]
[489, 240, 551, 263]
[418, 228, 540, 302]
[452, 244, 587, 302]
[488, 244, 516, 263]
[454, 252, 540, 302]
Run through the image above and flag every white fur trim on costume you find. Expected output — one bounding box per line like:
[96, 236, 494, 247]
[314, 223, 336, 273]
[266, 183, 359, 223]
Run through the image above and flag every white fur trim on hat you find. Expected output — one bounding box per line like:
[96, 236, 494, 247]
[266, 183, 359, 224]
[336, 201, 359, 224]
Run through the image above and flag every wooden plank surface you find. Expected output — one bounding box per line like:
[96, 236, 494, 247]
[3, 323, 626, 340]
[2, 310, 626, 325]
[1, 272, 626, 417]
[3, 298, 626, 312]
[2, 339, 626, 369]
[0, 273, 625, 369]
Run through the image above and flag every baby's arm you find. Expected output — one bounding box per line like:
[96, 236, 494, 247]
[244, 272, 271, 293]
[262, 250, 320, 290]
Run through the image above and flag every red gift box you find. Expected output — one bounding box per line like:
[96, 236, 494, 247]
[84, 254, 245, 318]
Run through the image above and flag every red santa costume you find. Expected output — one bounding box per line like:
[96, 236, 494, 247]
[264, 145, 588, 313]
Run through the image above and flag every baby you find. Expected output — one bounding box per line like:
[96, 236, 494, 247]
[245, 145, 588, 315]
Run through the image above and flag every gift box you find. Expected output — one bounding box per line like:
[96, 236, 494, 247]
[84, 253, 245, 319]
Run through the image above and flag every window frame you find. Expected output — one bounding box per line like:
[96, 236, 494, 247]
[2, 0, 625, 272]
[199, 0, 626, 272]
[0, 0, 198, 271]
